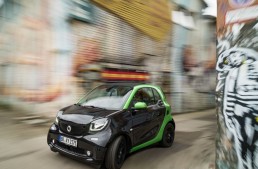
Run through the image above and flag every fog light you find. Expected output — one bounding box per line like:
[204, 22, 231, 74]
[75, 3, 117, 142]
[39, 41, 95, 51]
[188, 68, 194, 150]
[50, 124, 57, 131]
[52, 139, 55, 144]
[86, 150, 92, 157]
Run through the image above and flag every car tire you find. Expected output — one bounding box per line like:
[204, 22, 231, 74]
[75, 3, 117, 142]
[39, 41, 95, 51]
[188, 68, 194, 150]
[105, 136, 127, 169]
[160, 123, 175, 147]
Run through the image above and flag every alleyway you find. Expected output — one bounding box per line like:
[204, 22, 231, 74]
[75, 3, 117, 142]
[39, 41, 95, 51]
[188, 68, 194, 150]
[0, 109, 215, 169]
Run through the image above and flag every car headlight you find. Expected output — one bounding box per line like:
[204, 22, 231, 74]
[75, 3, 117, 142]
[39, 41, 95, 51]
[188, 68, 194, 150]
[90, 118, 109, 132]
[55, 111, 63, 124]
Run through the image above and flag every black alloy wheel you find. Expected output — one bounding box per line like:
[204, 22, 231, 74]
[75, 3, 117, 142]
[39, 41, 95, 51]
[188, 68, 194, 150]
[160, 123, 175, 147]
[105, 136, 127, 169]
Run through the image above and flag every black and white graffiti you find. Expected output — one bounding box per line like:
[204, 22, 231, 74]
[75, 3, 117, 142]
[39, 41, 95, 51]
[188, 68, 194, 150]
[216, 21, 258, 169]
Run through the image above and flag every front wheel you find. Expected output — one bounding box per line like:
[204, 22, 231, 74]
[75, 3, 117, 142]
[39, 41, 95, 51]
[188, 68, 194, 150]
[105, 136, 127, 169]
[160, 123, 175, 147]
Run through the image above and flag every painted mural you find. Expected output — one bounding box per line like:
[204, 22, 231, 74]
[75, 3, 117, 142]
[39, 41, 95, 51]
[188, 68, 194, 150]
[216, 3, 258, 167]
[182, 43, 216, 94]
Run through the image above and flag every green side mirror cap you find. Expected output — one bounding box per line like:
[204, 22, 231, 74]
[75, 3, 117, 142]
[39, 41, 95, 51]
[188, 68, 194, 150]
[134, 102, 147, 109]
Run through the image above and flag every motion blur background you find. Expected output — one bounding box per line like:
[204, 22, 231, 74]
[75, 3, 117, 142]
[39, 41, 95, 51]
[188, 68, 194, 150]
[0, 1, 218, 169]
[0, 0, 216, 118]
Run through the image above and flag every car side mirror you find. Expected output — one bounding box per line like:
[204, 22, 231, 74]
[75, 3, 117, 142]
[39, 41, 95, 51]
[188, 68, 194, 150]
[133, 102, 147, 109]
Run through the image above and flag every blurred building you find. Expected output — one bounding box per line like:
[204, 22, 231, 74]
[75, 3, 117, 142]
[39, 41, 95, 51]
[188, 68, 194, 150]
[0, 0, 216, 116]
[170, 0, 216, 112]
[0, 0, 171, 116]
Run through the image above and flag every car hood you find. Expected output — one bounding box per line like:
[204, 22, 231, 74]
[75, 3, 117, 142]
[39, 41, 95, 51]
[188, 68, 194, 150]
[59, 104, 118, 124]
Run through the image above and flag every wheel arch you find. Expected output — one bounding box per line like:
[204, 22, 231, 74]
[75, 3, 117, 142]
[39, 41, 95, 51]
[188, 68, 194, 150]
[168, 118, 176, 130]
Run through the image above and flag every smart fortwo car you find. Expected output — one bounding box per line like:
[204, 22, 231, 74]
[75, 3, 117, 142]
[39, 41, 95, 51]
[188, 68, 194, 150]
[47, 83, 175, 169]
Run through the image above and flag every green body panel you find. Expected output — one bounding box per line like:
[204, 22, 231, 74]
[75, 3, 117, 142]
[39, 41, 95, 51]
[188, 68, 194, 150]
[122, 84, 173, 153]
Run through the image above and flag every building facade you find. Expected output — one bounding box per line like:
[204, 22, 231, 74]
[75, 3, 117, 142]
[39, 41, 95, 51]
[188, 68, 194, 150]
[170, 0, 216, 113]
[0, 0, 171, 116]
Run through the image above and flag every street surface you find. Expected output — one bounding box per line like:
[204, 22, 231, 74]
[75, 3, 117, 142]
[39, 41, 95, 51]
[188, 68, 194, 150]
[0, 109, 216, 169]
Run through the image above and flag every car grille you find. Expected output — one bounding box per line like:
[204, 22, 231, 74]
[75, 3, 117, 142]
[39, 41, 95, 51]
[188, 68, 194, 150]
[59, 119, 89, 136]
[55, 141, 85, 155]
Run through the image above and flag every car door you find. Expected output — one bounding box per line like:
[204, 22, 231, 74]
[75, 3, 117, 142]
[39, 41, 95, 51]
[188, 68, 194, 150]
[150, 88, 166, 133]
[130, 87, 164, 146]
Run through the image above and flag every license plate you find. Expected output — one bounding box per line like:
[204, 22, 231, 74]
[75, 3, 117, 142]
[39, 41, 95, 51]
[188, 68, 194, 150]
[58, 135, 77, 147]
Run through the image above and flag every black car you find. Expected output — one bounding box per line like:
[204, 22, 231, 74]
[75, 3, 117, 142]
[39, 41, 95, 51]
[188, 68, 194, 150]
[47, 83, 175, 169]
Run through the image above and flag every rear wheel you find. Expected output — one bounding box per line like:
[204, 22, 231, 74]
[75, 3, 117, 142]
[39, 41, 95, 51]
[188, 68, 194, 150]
[160, 123, 175, 147]
[105, 136, 127, 169]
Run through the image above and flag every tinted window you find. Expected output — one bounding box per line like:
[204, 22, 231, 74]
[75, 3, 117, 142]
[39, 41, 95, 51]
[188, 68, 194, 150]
[132, 88, 155, 106]
[152, 88, 161, 103]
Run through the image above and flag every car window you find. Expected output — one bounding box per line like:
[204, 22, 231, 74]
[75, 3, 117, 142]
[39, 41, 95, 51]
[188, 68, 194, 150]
[132, 87, 155, 106]
[78, 85, 132, 110]
[152, 88, 161, 103]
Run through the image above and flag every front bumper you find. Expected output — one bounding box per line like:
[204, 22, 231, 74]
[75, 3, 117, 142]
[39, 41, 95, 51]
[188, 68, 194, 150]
[47, 124, 108, 164]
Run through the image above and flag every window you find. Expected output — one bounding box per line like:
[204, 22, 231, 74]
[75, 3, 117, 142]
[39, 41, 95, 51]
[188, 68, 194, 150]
[78, 85, 132, 110]
[152, 88, 161, 103]
[132, 87, 154, 106]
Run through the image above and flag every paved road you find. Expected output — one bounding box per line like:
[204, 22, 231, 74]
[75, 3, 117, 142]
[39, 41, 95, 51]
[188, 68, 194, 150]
[0, 109, 216, 169]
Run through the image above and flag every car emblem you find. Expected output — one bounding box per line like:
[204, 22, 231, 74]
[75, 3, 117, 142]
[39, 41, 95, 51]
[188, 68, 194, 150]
[67, 125, 71, 132]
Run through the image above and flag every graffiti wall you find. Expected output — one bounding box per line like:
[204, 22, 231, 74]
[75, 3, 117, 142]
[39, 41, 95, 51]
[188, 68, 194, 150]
[0, 0, 171, 116]
[216, 0, 258, 168]
[0, 0, 88, 116]
[182, 43, 216, 94]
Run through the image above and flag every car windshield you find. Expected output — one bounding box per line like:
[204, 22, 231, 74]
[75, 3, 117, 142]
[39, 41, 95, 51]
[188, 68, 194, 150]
[78, 85, 133, 110]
